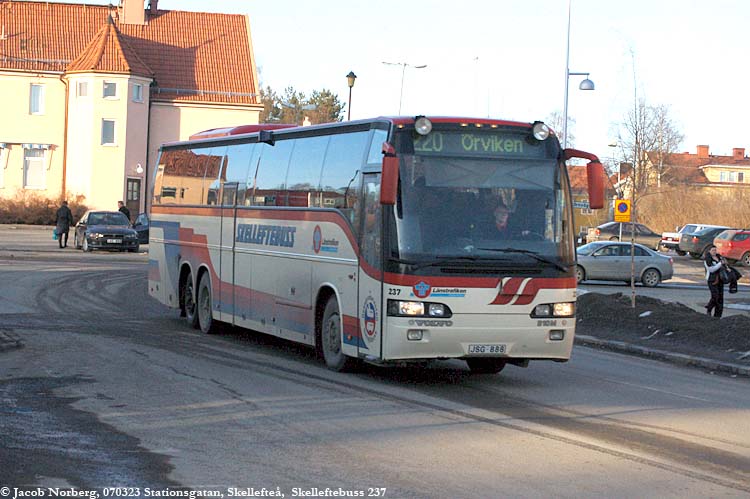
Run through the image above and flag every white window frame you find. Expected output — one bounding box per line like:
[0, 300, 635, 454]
[30, 84, 44, 114]
[132, 83, 144, 103]
[77, 81, 90, 98]
[101, 119, 116, 146]
[23, 148, 46, 189]
[103, 81, 118, 99]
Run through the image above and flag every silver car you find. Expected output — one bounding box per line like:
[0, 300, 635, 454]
[576, 241, 674, 287]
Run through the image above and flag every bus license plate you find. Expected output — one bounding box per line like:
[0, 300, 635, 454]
[468, 344, 506, 355]
[107, 238, 122, 244]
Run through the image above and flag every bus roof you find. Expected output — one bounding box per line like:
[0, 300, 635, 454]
[164, 116, 544, 149]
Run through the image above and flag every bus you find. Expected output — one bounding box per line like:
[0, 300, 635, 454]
[148, 116, 606, 373]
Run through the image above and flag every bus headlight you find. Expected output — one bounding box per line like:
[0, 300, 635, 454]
[532, 121, 550, 141]
[531, 302, 575, 318]
[387, 299, 452, 318]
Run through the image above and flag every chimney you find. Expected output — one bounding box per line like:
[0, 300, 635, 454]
[149, 0, 158, 15]
[733, 148, 745, 160]
[696, 145, 709, 158]
[121, 0, 146, 25]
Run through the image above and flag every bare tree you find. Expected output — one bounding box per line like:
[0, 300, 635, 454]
[617, 99, 683, 201]
[545, 110, 575, 148]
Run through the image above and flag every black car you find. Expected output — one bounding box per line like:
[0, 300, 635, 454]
[74, 210, 140, 252]
[132, 213, 149, 244]
[678, 226, 729, 259]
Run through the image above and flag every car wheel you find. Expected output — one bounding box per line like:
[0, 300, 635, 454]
[676, 250, 686, 256]
[575, 265, 585, 284]
[82, 238, 92, 252]
[466, 358, 506, 374]
[689, 252, 700, 259]
[609, 236, 619, 241]
[641, 268, 661, 288]
[183, 272, 199, 329]
[197, 272, 217, 334]
[127, 244, 140, 253]
[742, 252, 750, 267]
[320, 296, 357, 372]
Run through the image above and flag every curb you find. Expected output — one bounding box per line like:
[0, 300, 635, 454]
[0, 330, 23, 352]
[575, 335, 750, 377]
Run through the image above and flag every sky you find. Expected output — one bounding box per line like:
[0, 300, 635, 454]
[44, 0, 750, 160]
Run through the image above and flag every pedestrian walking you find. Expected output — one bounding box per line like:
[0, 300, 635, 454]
[118, 201, 131, 223]
[704, 244, 726, 318]
[55, 200, 74, 249]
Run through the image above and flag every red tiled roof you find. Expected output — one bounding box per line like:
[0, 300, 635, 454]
[0, 1, 258, 105]
[567, 165, 617, 194]
[67, 15, 154, 78]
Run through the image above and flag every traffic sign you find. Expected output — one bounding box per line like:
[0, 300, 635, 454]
[614, 199, 631, 222]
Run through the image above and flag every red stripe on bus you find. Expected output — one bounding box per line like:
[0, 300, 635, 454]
[490, 277, 576, 305]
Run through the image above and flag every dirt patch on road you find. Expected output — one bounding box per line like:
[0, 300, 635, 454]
[576, 292, 750, 365]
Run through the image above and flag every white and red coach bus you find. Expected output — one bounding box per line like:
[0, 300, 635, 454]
[148, 116, 605, 373]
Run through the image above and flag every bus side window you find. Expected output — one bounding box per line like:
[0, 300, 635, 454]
[320, 131, 368, 235]
[223, 142, 255, 207]
[287, 135, 328, 207]
[254, 140, 295, 206]
[203, 145, 228, 206]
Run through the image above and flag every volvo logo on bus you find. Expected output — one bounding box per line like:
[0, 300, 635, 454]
[413, 281, 431, 298]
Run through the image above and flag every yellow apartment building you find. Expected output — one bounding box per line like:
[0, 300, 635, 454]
[0, 0, 261, 216]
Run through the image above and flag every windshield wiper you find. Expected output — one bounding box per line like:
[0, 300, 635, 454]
[476, 247, 571, 272]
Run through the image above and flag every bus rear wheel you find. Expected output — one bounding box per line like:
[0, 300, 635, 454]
[320, 297, 357, 372]
[197, 272, 217, 334]
[466, 358, 506, 374]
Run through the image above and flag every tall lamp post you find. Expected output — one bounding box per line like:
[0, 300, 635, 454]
[346, 71, 357, 121]
[382, 61, 427, 114]
[562, 0, 594, 149]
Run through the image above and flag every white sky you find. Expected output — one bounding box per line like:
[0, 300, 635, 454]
[44, 0, 750, 159]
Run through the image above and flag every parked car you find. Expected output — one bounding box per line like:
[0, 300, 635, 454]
[678, 226, 729, 259]
[132, 213, 149, 244]
[576, 241, 673, 287]
[660, 223, 725, 255]
[714, 229, 750, 266]
[586, 222, 662, 250]
[74, 210, 140, 253]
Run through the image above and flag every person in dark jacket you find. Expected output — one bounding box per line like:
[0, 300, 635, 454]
[55, 200, 74, 249]
[118, 201, 131, 222]
[704, 244, 726, 317]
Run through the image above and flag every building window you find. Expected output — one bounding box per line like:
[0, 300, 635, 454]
[580, 208, 593, 215]
[77, 81, 89, 97]
[102, 119, 116, 145]
[24, 149, 46, 189]
[720, 171, 739, 182]
[30, 84, 44, 114]
[739, 172, 745, 183]
[133, 83, 143, 103]
[103, 81, 117, 98]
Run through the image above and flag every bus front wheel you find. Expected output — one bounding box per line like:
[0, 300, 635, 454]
[197, 272, 217, 334]
[320, 297, 356, 372]
[466, 358, 506, 374]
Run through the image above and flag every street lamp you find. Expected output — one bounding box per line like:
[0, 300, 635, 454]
[382, 61, 427, 114]
[346, 71, 357, 121]
[562, 0, 594, 149]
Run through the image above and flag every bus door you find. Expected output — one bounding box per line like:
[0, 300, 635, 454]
[219, 182, 238, 323]
[358, 173, 383, 359]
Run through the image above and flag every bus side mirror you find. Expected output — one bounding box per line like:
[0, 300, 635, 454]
[380, 156, 398, 205]
[586, 161, 606, 209]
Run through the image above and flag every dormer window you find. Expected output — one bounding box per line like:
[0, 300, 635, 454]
[103, 81, 117, 99]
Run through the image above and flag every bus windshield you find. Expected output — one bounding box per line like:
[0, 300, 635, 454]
[389, 130, 573, 270]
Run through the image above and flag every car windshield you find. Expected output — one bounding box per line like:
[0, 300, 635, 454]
[577, 242, 606, 255]
[88, 212, 130, 226]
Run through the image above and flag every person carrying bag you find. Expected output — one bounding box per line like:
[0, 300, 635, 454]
[703, 245, 726, 317]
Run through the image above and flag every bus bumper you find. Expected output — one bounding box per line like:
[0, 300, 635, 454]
[381, 315, 575, 362]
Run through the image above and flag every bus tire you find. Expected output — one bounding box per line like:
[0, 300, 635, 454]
[320, 296, 356, 372]
[183, 271, 199, 328]
[466, 358, 506, 374]
[197, 272, 217, 334]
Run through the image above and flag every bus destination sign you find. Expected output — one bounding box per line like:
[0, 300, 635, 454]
[413, 131, 544, 158]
